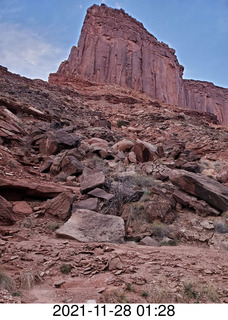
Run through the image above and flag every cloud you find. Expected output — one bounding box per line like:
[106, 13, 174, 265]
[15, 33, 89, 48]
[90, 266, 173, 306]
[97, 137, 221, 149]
[0, 22, 66, 80]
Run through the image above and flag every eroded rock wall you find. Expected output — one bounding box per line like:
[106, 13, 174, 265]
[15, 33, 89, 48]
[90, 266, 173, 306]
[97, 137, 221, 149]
[49, 4, 228, 126]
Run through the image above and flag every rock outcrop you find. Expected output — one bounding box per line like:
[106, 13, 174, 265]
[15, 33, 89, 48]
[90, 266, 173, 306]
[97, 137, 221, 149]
[169, 169, 228, 212]
[49, 4, 228, 126]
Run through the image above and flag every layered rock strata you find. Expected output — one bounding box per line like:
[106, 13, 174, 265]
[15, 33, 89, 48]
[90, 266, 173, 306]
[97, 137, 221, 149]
[49, 4, 228, 126]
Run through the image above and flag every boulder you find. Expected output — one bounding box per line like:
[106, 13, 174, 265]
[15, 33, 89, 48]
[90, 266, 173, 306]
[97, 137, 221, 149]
[80, 171, 106, 194]
[169, 169, 228, 212]
[181, 162, 200, 173]
[39, 129, 80, 155]
[61, 156, 83, 176]
[133, 139, 158, 162]
[12, 201, 33, 216]
[72, 198, 98, 211]
[0, 195, 15, 225]
[112, 139, 134, 152]
[56, 209, 125, 243]
[45, 192, 76, 220]
[88, 138, 109, 148]
[216, 165, 228, 183]
[139, 236, 160, 247]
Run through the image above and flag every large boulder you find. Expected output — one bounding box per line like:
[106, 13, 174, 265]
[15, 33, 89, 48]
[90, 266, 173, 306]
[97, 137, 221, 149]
[56, 209, 125, 243]
[0, 195, 15, 225]
[39, 129, 80, 155]
[169, 169, 228, 212]
[45, 192, 76, 220]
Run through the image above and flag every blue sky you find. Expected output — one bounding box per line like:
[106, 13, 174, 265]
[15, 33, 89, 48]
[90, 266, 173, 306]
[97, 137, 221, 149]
[0, 0, 227, 88]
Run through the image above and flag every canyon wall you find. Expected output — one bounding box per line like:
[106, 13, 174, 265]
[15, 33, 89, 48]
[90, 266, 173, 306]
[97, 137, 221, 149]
[49, 4, 228, 126]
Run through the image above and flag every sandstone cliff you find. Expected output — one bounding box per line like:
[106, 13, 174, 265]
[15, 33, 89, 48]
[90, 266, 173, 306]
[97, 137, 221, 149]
[49, 4, 228, 126]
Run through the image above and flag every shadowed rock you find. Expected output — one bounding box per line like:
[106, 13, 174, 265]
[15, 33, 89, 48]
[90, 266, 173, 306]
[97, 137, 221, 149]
[0, 195, 15, 225]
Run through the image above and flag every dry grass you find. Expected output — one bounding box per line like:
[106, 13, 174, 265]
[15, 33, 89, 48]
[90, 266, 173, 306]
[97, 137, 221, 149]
[144, 281, 220, 303]
[20, 272, 35, 290]
[0, 271, 16, 293]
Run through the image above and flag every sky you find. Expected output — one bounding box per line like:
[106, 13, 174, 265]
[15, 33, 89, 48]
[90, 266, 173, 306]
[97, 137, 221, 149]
[0, 0, 227, 88]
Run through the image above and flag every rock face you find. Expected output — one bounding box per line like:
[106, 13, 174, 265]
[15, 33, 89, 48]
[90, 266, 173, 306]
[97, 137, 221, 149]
[56, 209, 125, 243]
[49, 4, 228, 126]
[169, 169, 228, 212]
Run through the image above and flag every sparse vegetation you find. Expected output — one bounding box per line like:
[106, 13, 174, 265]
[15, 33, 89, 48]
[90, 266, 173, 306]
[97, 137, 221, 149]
[20, 272, 35, 290]
[99, 289, 129, 303]
[21, 217, 36, 229]
[12, 291, 22, 297]
[151, 222, 170, 239]
[0, 272, 16, 293]
[60, 264, 73, 274]
[182, 281, 220, 303]
[131, 174, 156, 188]
[160, 238, 178, 246]
[213, 222, 228, 234]
[141, 291, 149, 297]
[145, 280, 220, 303]
[47, 222, 60, 231]
[117, 120, 129, 128]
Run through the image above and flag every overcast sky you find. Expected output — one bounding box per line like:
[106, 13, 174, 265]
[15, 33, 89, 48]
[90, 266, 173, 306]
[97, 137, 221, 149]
[0, 0, 227, 88]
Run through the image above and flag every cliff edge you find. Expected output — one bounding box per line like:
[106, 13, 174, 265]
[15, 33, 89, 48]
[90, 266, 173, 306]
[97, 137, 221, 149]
[49, 4, 228, 126]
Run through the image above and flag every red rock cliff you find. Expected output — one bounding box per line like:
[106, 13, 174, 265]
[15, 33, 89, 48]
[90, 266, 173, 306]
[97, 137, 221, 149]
[49, 4, 228, 126]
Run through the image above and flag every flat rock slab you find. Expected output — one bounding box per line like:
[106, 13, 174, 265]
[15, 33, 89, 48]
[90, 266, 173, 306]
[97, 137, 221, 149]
[0, 177, 80, 199]
[56, 209, 125, 243]
[72, 198, 98, 211]
[88, 188, 114, 201]
[169, 169, 228, 212]
[80, 171, 105, 194]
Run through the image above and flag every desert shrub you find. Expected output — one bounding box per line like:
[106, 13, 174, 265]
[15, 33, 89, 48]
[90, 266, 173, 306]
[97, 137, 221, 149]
[151, 222, 170, 239]
[20, 272, 35, 290]
[160, 238, 178, 246]
[131, 174, 156, 188]
[60, 264, 73, 274]
[12, 291, 22, 297]
[47, 222, 60, 231]
[117, 120, 129, 128]
[214, 222, 228, 234]
[141, 291, 149, 297]
[182, 281, 220, 303]
[99, 289, 129, 303]
[21, 217, 36, 228]
[0, 272, 16, 292]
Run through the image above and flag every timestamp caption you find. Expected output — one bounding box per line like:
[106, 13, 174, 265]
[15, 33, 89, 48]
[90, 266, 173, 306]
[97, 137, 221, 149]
[53, 304, 175, 317]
